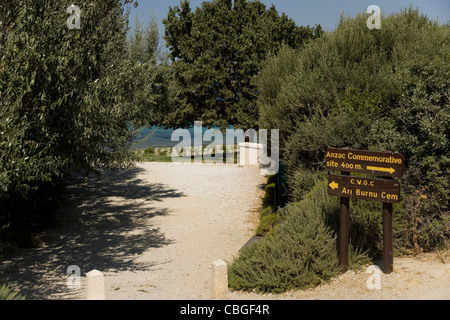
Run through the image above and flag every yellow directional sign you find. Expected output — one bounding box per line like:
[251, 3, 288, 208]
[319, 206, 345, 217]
[326, 148, 402, 275]
[328, 175, 401, 203]
[367, 166, 396, 175]
[326, 148, 405, 178]
[329, 181, 339, 190]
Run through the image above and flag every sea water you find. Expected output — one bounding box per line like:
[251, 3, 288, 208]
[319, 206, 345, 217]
[131, 126, 230, 150]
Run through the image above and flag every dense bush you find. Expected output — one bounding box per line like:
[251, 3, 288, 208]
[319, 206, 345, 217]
[229, 7, 448, 294]
[162, 0, 322, 130]
[230, 179, 375, 293]
[229, 181, 340, 293]
[255, 8, 449, 253]
[255, 213, 279, 237]
[0, 1, 166, 250]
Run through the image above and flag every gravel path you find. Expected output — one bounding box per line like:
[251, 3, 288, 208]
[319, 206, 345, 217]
[0, 162, 266, 300]
[1, 162, 448, 300]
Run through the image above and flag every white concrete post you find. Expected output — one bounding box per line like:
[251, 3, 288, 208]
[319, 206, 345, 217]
[239, 143, 263, 166]
[86, 269, 105, 300]
[195, 146, 203, 156]
[217, 145, 224, 156]
[211, 260, 228, 300]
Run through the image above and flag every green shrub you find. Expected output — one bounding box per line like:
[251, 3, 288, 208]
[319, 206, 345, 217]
[140, 154, 174, 163]
[0, 1, 147, 249]
[288, 167, 328, 202]
[262, 183, 276, 209]
[229, 179, 378, 293]
[254, 176, 280, 236]
[0, 285, 25, 300]
[255, 214, 279, 237]
[346, 198, 408, 259]
[144, 147, 155, 154]
[256, 7, 450, 253]
[348, 243, 371, 271]
[260, 206, 274, 217]
[229, 180, 342, 293]
[266, 175, 277, 185]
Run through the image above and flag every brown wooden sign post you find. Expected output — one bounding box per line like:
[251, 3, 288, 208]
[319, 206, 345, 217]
[326, 148, 404, 274]
[339, 172, 350, 272]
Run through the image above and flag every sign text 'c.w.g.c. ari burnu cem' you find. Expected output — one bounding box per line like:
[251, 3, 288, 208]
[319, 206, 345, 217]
[327, 175, 401, 204]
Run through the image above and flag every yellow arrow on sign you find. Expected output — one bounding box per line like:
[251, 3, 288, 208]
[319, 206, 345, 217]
[329, 181, 339, 191]
[367, 166, 396, 175]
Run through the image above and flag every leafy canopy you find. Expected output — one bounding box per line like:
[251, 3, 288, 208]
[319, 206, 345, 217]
[163, 0, 322, 130]
[0, 0, 152, 220]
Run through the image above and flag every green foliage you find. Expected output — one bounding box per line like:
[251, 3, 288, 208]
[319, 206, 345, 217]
[259, 206, 274, 217]
[127, 15, 173, 126]
[255, 214, 279, 237]
[347, 244, 371, 271]
[266, 175, 277, 185]
[163, 0, 322, 130]
[229, 180, 342, 293]
[0, 285, 25, 300]
[288, 166, 328, 202]
[254, 176, 280, 236]
[383, 53, 450, 251]
[0, 0, 156, 245]
[256, 7, 450, 253]
[261, 183, 275, 208]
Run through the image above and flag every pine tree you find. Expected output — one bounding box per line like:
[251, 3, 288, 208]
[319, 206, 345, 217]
[127, 15, 172, 127]
[163, 0, 322, 130]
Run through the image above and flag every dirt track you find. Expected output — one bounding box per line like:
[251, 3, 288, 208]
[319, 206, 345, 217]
[0, 162, 448, 300]
[0, 162, 266, 300]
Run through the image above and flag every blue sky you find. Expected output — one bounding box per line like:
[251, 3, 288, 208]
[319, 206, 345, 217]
[127, 0, 450, 42]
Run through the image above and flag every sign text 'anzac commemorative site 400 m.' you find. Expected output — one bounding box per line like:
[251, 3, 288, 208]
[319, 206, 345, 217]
[326, 148, 405, 178]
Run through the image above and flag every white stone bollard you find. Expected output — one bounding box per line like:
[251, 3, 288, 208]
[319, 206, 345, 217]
[86, 269, 105, 300]
[194, 146, 203, 156]
[239, 143, 263, 166]
[210, 260, 228, 300]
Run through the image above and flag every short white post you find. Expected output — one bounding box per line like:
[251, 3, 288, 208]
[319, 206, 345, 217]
[195, 146, 203, 156]
[211, 260, 228, 300]
[239, 143, 263, 166]
[86, 269, 105, 300]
